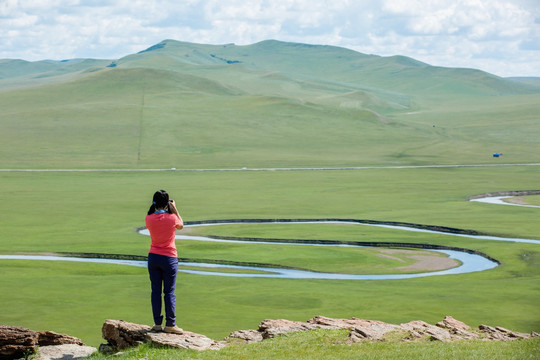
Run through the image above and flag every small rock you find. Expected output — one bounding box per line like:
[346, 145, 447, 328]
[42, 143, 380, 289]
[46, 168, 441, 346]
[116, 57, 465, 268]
[227, 330, 264, 343]
[98, 343, 116, 354]
[479, 324, 531, 340]
[348, 321, 401, 342]
[495, 326, 529, 339]
[101, 320, 151, 350]
[0, 325, 38, 359]
[436, 316, 471, 331]
[400, 320, 452, 342]
[258, 319, 319, 339]
[307, 315, 360, 329]
[436, 316, 478, 339]
[349, 328, 370, 342]
[37, 331, 84, 346]
[406, 330, 424, 340]
[36, 344, 97, 360]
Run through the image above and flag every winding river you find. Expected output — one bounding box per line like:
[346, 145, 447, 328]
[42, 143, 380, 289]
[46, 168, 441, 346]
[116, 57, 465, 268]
[0, 250, 497, 280]
[470, 196, 540, 208]
[1, 192, 538, 280]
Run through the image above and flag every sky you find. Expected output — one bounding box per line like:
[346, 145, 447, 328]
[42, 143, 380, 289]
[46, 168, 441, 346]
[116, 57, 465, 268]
[1, 0, 539, 77]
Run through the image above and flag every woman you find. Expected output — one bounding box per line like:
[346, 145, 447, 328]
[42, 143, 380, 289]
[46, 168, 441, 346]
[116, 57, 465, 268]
[145, 190, 184, 334]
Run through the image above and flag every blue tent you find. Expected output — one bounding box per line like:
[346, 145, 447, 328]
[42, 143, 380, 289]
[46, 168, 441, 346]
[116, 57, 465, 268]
[493, 152, 502, 157]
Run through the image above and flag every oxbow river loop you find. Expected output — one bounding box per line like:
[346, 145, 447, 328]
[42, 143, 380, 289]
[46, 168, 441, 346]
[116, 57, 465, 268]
[2, 196, 539, 280]
[9, 216, 540, 279]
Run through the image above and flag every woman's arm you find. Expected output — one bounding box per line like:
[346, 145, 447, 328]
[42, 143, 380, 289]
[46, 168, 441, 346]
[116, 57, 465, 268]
[169, 200, 184, 230]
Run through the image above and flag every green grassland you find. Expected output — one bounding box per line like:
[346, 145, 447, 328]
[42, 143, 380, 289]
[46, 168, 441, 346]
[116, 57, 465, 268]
[0, 167, 539, 347]
[177, 239, 459, 275]
[0, 40, 539, 356]
[523, 195, 540, 205]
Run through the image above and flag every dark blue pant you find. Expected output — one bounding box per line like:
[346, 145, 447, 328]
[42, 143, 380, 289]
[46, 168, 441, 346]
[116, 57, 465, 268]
[148, 253, 178, 327]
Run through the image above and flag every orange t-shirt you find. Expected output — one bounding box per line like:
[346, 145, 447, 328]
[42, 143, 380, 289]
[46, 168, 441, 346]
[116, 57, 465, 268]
[145, 213, 182, 258]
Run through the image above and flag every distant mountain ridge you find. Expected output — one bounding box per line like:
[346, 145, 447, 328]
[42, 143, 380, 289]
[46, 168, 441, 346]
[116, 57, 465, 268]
[1, 38, 539, 169]
[116, 39, 540, 96]
[1, 39, 539, 98]
[0, 58, 111, 80]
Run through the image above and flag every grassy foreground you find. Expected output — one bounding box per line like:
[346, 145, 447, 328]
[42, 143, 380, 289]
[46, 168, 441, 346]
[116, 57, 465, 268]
[83, 330, 540, 360]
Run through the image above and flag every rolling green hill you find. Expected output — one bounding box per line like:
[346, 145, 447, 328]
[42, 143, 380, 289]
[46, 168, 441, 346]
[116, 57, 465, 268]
[508, 76, 540, 87]
[0, 58, 112, 80]
[0, 39, 539, 169]
[119, 39, 539, 96]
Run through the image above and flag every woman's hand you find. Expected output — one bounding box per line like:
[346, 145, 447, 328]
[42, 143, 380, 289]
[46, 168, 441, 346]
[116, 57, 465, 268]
[169, 200, 180, 215]
[169, 200, 183, 229]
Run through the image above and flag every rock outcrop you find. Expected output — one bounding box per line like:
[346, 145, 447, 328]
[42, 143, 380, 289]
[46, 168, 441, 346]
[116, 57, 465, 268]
[99, 320, 225, 353]
[478, 324, 536, 340]
[101, 315, 539, 354]
[228, 315, 539, 344]
[3, 315, 536, 359]
[0, 325, 93, 360]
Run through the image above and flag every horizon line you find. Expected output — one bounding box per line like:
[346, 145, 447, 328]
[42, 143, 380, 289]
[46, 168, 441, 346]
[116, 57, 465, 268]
[1, 163, 540, 172]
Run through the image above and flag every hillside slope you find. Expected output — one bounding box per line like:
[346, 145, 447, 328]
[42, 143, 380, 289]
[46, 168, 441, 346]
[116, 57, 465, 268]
[0, 39, 539, 169]
[3, 39, 537, 100]
[116, 40, 538, 96]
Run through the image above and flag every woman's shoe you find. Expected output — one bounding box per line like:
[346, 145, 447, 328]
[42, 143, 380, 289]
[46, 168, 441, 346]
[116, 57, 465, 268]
[151, 325, 162, 332]
[164, 325, 183, 334]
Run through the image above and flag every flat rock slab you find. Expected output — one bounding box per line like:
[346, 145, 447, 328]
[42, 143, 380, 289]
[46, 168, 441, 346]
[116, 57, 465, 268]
[146, 331, 225, 350]
[101, 320, 224, 352]
[226, 330, 263, 343]
[258, 319, 322, 339]
[36, 344, 97, 360]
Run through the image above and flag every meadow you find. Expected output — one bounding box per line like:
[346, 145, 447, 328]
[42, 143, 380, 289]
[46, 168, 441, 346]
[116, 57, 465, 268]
[0, 166, 539, 348]
[0, 40, 539, 357]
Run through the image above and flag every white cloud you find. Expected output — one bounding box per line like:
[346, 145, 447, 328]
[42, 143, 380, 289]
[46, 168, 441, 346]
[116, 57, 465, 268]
[0, 0, 538, 76]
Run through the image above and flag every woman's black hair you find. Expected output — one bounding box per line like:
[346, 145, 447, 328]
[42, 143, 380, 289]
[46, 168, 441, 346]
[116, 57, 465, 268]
[147, 189, 171, 215]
